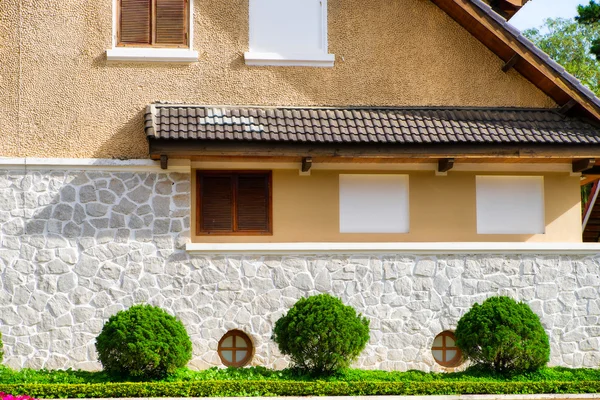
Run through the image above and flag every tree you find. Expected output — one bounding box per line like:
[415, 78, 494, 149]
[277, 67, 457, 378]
[576, 0, 600, 58]
[523, 18, 600, 96]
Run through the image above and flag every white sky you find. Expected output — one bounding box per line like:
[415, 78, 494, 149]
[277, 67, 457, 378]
[510, 0, 587, 30]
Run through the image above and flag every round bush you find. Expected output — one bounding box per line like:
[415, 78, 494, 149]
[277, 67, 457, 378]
[455, 296, 550, 374]
[272, 294, 370, 375]
[96, 305, 192, 380]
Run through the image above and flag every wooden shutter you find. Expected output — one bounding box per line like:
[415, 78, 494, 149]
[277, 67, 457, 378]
[119, 0, 151, 45]
[200, 175, 233, 233]
[155, 0, 188, 45]
[236, 175, 270, 232]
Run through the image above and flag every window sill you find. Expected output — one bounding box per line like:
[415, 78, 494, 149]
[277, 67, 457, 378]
[186, 242, 600, 255]
[106, 48, 198, 63]
[244, 52, 335, 67]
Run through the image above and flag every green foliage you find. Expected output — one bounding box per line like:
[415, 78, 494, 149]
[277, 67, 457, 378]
[0, 332, 4, 364]
[3, 364, 600, 385]
[95, 305, 192, 380]
[2, 379, 600, 398]
[272, 294, 370, 375]
[577, 0, 600, 24]
[524, 18, 600, 95]
[576, 1, 600, 59]
[455, 296, 550, 374]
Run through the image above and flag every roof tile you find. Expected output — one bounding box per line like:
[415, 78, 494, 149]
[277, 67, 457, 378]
[146, 105, 600, 145]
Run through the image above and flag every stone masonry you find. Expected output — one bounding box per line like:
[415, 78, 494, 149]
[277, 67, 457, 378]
[1, 169, 600, 371]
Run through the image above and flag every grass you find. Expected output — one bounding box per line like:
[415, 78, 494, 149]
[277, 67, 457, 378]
[2, 365, 600, 384]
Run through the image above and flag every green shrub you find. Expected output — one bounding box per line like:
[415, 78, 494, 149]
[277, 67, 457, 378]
[0, 332, 4, 364]
[96, 305, 192, 380]
[455, 296, 550, 374]
[3, 379, 600, 398]
[272, 294, 370, 375]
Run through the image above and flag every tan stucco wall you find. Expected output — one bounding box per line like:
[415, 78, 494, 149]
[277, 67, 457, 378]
[191, 170, 582, 243]
[0, 0, 556, 159]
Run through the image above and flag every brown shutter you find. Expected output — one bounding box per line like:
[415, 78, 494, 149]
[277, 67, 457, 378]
[200, 175, 233, 233]
[119, 0, 152, 45]
[155, 0, 188, 45]
[236, 175, 270, 232]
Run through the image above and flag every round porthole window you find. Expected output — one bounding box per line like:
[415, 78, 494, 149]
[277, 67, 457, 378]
[432, 331, 462, 367]
[218, 330, 253, 367]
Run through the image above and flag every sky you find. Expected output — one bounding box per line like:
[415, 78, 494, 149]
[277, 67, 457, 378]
[510, 0, 587, 31]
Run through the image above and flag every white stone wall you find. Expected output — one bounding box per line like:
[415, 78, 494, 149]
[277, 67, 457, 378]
[0, 169, 600, 371]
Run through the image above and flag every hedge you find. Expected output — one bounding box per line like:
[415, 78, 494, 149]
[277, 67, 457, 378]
[2, 380, 600, 398]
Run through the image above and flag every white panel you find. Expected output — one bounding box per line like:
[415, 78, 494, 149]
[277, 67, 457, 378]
[249, 0, 325, 54]
[339, 175, 409, 233]
[476, 176, 545, 234]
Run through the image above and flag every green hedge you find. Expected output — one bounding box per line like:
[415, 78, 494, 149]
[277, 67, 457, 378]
[3, 380, 600, 398]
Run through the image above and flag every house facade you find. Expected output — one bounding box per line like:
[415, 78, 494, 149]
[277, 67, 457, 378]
[1, 0, 600, 371]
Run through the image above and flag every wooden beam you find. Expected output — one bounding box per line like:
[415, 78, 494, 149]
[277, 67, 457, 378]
[558, 99, 577, 115]
[438, 158, 455, 172]
[581, 166, 600, 175]
[501, 53, 520, 72]
[301, 157, 313, 172]
[580, 175, 600, 186]
[160, 154, 168, 170]
[149, 139, 600, 159]
[573, 158, 596, 173]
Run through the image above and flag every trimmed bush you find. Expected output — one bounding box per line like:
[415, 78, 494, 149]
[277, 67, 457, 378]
[3, 380, 600, 398]
[96, 305, 192, 380]
[272, 294, 370, 375]
[455, 296, 550, 374]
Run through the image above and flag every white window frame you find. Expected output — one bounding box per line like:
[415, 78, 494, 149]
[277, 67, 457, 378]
[476, 175, 546, 234]
[106, 0, 198, 62]
[244, 0, 335, 67]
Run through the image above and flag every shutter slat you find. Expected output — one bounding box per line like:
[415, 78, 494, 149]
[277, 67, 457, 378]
[201, 176, 233, 232]
[155, 0, 187, 45]
[237, 176, 270, 232]
[120, 0, 151, 44]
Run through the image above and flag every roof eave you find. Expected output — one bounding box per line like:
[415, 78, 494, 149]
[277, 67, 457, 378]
[431, 0, 600, 122]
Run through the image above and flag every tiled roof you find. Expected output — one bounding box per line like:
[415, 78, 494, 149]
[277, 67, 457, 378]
[146, 105, 600, 145]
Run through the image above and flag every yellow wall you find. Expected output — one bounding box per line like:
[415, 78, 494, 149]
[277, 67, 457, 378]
[192, 170, 582, 243]
[0, 0, 556, 159]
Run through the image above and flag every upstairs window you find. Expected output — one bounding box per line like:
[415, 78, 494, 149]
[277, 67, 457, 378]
[118, 0, 189, 47]
[197, 171, 272, 235]
[245, 0, 335, 67]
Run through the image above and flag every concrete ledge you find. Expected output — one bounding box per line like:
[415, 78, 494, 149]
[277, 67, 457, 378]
[186, 241, 600, 255]
[0, 158, 191, 173]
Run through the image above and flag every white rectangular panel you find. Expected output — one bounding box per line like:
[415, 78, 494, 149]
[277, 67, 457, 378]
[339, 174, 409, 233]
[249, 0, 325, 54]
[476, 176, 545, 234]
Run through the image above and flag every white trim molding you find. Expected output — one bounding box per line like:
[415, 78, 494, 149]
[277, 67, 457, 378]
[186, 242, 600, 255]
[244, 52, 335, 67]
[106, 48, 198, 63]
[0, 158, 191, 173]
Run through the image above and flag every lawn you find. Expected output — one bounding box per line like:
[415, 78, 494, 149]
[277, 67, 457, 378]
[2, 366, 600, 398]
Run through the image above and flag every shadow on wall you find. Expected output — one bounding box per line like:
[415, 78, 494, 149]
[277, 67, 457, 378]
[0, 169, 191, 370]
